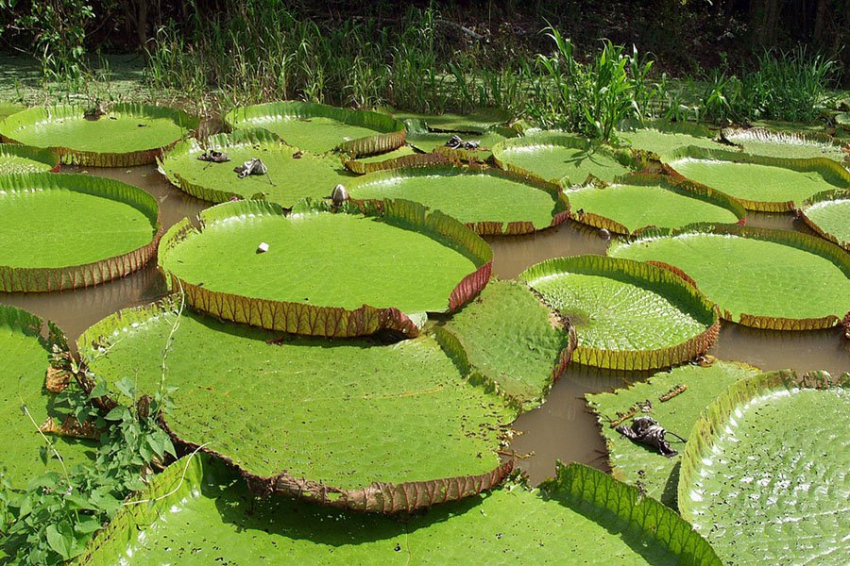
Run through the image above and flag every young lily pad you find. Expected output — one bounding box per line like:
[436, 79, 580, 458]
[0, 305, 93, 491]
[566, 170, 746, 234]
[225, 101, 405, 156]
[668, 146, 850, 212]
[799, 189, 850, 250]
[0, 143, 60, 174]
[722, 127, 849, 166]
[159, 129, 352, 207]
[0, 104, 198, 167]
[616, 119, 723, 161]
[347, 164, 569, 235]
[80, 302, 516, 512]
[520, 255, 719, 371]
[609, 224, 850, 330]
[0, 173, 161, 292]
[435, 280, 576, 411]
[159, 198, 491, 337]
[492, 132, 636, 187]
[586, 360, 760, 506]
[679, 370, 850, 565]
[79, 453, 720, 565]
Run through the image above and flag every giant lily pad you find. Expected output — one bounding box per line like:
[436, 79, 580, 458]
[800, 189, 850, 250]
[668, 146, 850, 212]
[492, 132, 636, 187]
[341, 145, 423, 174]
[408, 130, 510, 162]
[0, 143, 59, 174]
[159, 129, 352, 207]
[80, 302, 516, 512]
[0, 304, 93, 491]
[347, 164, 569, 235]
[0, 102, 25, 120]
[158, 198, 491, 337]
[722, 127, 849, 166]
[586, 360, 760, 506]
[617, 119, 723, 161]
[435, 280, 576, 411]
[679, 370, 850, 565]
[225, 101, 405, 156]
[609, 224, 850, 330]
[392, 109, 512, 134]
[0, 104, 198, 167]
[79, 454, 720, 565]
[0, 173, 161, 292]
[566, 170, 745, 234]
[520, 255, 719, 370]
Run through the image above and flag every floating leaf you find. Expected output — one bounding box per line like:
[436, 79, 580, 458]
[435, 280, 576, 411]
[226, 101, 405, 156]
[81, 303, 516, 512]
[521, 255, 719, 370]
[79, 453, 720, 565]
[347, 164, 569, 235]
[799, 189, 850, 251]
[586, 361, 760, 506]
[0, 173, 161, 292]
[341, 145, 424, 174]
[492, 131, 637, 187]
[158, 198, 491, 337]
[722, 127, 849, 166]
[616, 119, 724, 161]
[609, 224, 850, 330]
[0, 143, 59, 174]
[0, 104, 198, 167]
[679, 370, 850, 565]
[391, 109, 512, 134]
[159, 128, 353, 207]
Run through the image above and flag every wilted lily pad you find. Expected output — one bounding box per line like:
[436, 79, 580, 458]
[0, 305, 93, 491]
[617, 119, 723, 161]
[679, 370, 850, 565]
[0, 104, 198, 167]
[81, 302, 516, 512]
[159, 198, 491, 337]
[609, 224, 850, 330]
[226, 101, 405, 156]
[586, 360, 760, 506]
[159, 129, 352, 207]
[669, 147, 850, 212]
[435, 280, 576, 411]
[722, 127, 849, 166]
[347, 164, 569, 235]
[79, 453, 720, 565]
[800, 189, 850, 250]
[0, 143, 59, 174]
[521, 256, 719, 370]
[492, 132, 635, 187]
[566, 170, 745, 234]
[0, 173, 160, 292]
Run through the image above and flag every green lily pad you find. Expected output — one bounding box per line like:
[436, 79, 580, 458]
[81, 302, 516, 512]
[392, 109, 512, 133]
[0, 102, 25, 120]
[226, 101, 405, 156]
[609, 224, 850, 330]
[79, 454, 720, 565]
[722, 127, 849, 166]
[0, 305, 93, 491]
[750, 120, 832, 135]
[836, 112, 850, 131]
[668, 147, 850, 212]
[520, 255, 719, 371]
[407, 130, 508, 157]
[0, 143, 59, 174]
[0, 173, 160, 292]
[0, 104, 198, 167]
[341, 145, 422, 174]
[492, 132, 635, 187]
[347, 164, 569, 235]
[679, 370, 850, 565]
[586, 360, 760, 506]
[566, 171, 745, 234]
[159, 198, 491, 337]
[435, 280, 576, 411]
[617, 119, 723, 161]
[800, 189, 850, 250]
[159, 129, 353, 207]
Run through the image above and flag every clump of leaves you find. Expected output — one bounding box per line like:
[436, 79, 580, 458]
[0, 355, 176, 565]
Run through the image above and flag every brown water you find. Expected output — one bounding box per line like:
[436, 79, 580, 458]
[1, 164, 847, 486]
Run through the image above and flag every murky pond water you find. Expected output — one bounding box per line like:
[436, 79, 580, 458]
[1, 162, 847, 486]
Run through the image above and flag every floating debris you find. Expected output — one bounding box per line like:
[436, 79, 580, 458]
[257, 242, 269, 254]
[616, 416, 684, 457]
[234, 158, 268, 178]
[83, 100, 108, 120]
[331, 184, 349, 206]
[445, 134, 481, 150]
[198, 149, 230, 163]
[659, 384, 688, 402]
